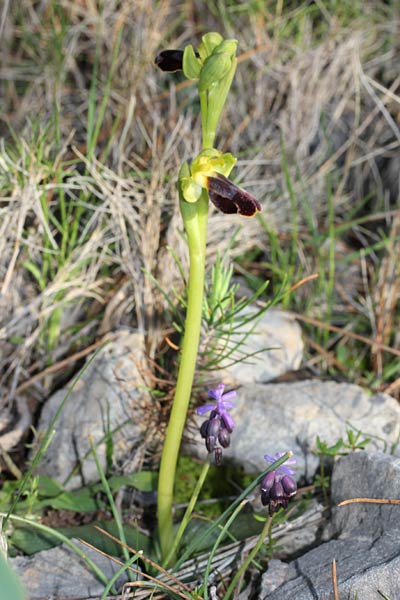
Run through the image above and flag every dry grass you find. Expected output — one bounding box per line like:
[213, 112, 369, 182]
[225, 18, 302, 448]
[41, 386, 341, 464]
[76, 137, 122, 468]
[0, 0, 399, 445]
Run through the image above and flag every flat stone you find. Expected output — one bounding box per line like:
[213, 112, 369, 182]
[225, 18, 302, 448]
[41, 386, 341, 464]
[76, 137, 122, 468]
[260, 560, 290, 595]
[191, 380, 400, 480]
[10, 538, 131, 599]
[33, 330, 153, 489]
[217, 308, 303, 385]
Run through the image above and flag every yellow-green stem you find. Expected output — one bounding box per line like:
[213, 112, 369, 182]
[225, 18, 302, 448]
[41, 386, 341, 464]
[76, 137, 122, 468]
[157, 190, 209, 562]
[163, 461, 210, 568]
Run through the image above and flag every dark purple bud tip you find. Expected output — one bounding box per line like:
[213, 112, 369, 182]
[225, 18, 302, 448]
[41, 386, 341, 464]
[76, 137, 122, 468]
[261, 490, 270, 506]
[214, 447, 223, 466]
[155, 50, 184, 72]
[281, 475, 297, 497]
[269, 498, 288, 516]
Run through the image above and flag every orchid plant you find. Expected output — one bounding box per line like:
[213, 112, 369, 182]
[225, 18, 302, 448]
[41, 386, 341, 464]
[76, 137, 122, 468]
[155, 33, 262, 563]
[155, 34, 297, 576]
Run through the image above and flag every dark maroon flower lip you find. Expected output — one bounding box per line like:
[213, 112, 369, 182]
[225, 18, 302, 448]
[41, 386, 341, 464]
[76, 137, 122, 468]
[207, 173, 262, 217]
[155, 50, 184, 72]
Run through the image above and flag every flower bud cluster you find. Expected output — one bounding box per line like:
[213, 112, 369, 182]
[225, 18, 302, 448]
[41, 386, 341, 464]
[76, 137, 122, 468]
[261, 453, 297, 516]
[197, 383, 236, 465]
[199, 408, 233, 465]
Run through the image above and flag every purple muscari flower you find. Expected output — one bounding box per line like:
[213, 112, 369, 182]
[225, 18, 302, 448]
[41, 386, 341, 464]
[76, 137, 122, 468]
[197, 383, 236, 464]
[261, 452, 297, 516]
[264, 452, 297, 477]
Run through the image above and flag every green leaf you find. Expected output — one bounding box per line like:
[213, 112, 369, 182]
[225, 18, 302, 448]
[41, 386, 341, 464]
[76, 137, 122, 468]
[22, 260, 46, 291]
[48, 490, 100, 512]
[0, 554, 26, 600]
[37, 476, 64, 498]
[11, 521, 152, 558]
[93, 471, 158, 494]
[183, 45, 201, 79]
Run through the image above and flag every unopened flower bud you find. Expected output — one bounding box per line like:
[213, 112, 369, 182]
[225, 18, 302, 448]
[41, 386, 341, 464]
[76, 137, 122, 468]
[207, 417, 221, 438]
[200, 420, 209, 439]
[281, 475, 297, 497]
[261, 471, 276, 493]
[218, 428, 230, 448]
[270, 480, 284, 501]
[206, 435, 216, 453]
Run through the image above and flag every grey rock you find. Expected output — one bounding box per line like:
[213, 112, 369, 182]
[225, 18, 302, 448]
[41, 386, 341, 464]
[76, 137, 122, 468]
[217, 308, 303, 385]
[260, 560, 289, 595]
[34, 330, 152, 489]
[10, 538, 131, 599]
[331, 451, 400, 537]
[261, 452, 400, 599]
[192, 380, 400, 480]
[262, 535, 400, 599]
[272, 500, 324, 556]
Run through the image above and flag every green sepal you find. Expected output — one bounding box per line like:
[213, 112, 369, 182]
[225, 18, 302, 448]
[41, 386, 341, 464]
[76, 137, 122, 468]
[213, 39, 238, 56]
[180, 177, 203, 203]
[178, 161, 191, 180]
[215, 152, 236, 177]
[198, 32, 224, 60]
[183, 45, 202, 80]
[198, 52, 232, 92]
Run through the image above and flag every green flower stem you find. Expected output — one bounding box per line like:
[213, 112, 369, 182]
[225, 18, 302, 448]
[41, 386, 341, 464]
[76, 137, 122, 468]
[157, 190, 209, 563]
[199, 90, 211, 149]
[223, 515, 273, 600]
[164, 460, 210, 568]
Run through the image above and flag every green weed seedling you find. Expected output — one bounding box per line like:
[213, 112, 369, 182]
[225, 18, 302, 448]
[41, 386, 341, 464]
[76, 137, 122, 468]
[314, 428, 372, 505]
[314, 436, 344, 505]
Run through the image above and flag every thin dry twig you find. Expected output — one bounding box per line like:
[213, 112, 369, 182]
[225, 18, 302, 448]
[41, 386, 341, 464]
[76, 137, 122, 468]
[92, 526, 201, 598]
[338, 498, 400, 507]
[331, 559, 339, 600]
[79, 535, 195, 600]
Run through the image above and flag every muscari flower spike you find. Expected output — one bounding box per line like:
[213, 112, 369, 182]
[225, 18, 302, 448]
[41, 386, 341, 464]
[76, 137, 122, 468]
[197, 383, 236, 465]
[261, 452, 297, 516]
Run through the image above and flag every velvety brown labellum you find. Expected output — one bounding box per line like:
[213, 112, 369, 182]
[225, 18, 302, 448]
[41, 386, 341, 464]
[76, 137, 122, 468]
[207, 174, 262, 217]
[154, 50, 184, 72]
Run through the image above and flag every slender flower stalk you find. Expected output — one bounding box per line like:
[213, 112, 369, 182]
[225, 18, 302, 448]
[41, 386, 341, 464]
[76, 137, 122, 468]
[224, 452, 297, 599]
[155, 32, 261, 562]
[163, 460, 211, 568]
[157, 188, 209, 562]
[223, 515, 273, 600]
